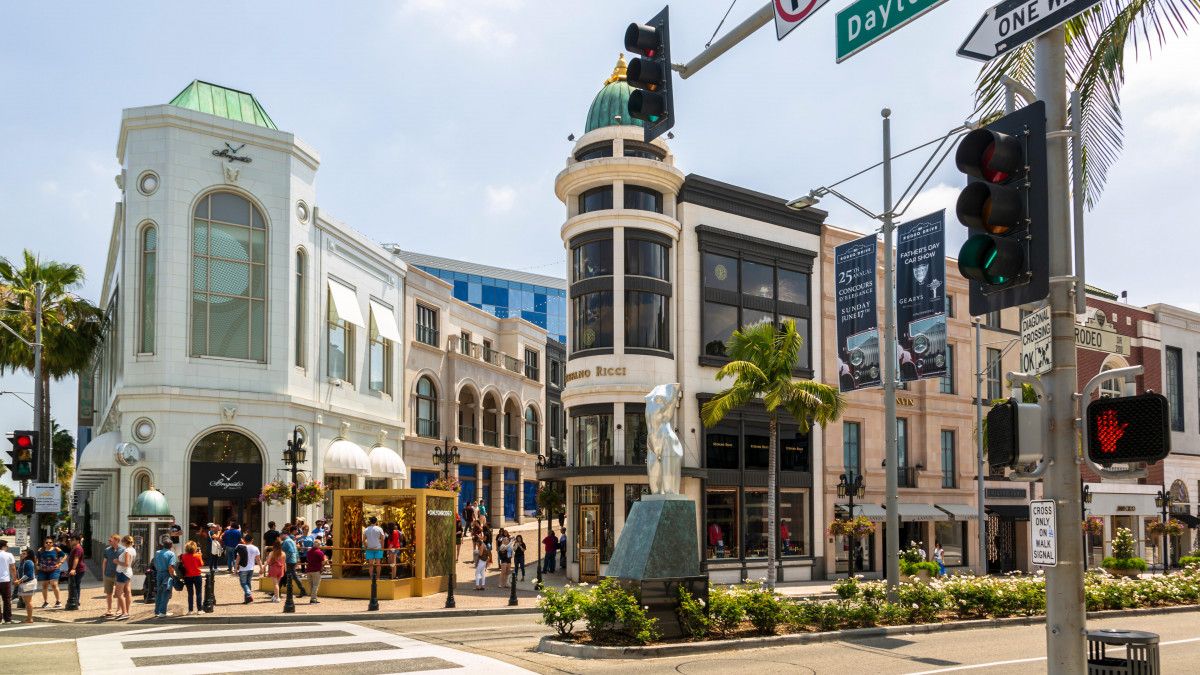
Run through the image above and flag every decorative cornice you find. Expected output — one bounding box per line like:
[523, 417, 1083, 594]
[679, 174, 826, 235]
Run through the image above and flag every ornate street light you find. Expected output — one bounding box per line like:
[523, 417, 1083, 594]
[837, 472, 866, 577]
[283, 425, 306, 614]
[536, 454, 547, 588]
[1081, 484, 1094, 571]
[434, 440, 460, 609]
[1155, 489, 1173, 572]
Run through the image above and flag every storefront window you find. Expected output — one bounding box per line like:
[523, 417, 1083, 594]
[745, 434, 769, 470]
[935, 521, 968, 566]
[322, 474, 353, 521]
[623, 484, 650, 520]
[705, 432, 739, 469]
[779, 489, 807, 556]
[741, 260, 773, 298]
[781, 433, 809, 472]
[745, 489, 770, 558]
[624, 409, 648, 466]
[573, 413, 614, 466]
[625, 237, 669, 280]
[574, 485, 614, 563]
[702, 253, 738, 292]
[777, 268, 809, 305]
[571, 291, 613, 352]
[702, 302, 737, 356]
[624, 291, 669, 351]
[571, 239, 613, 281]
[705, 489, 738, 559]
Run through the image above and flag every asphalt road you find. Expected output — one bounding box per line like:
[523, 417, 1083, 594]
[1, 608, 1198, 674]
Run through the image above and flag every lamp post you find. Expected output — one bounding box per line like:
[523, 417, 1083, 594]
[1155, 489, 1172, 573]
[1081, 485, 1093, 571]
[536, 454, 546, 588]
[434, 440, 460, 609]
[203, 524, 216, 612]
[837, 472, 866, 578]
[283, 426, 306, 614]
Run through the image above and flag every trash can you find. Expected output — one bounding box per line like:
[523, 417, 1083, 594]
[1087, 629, 1160, 675]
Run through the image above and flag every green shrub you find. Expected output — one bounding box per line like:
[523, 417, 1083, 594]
[832, 576, 860, 600]
[581, 579, 660, 645]
[740, 583, 789, 634]
[901, 561, 941, 577]
[897, 580, 946, 623]
[1101, 557, 1148, 572]
[676, 586, 709, 638]
[537, 585, 586, 637]
[841, 599, 880, 627]
[707, 585, 745, 637]
[1111, 527, 1137, 559]
[1179, 556, 1200, 568]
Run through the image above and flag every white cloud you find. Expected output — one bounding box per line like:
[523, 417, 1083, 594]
[485, 184, 517, 214]
[396, 0, 524, 48]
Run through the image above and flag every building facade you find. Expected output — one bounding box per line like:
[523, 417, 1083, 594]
[540, 57, 828, 583]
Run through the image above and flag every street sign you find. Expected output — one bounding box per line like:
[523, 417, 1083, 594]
[33, 482, 61, 513]
[1075, 309, 1131, 355]
[774, 0, 832, 41]
[1020, 306, 1052, 376]
[836, 0, 949, 63]
[14, 526, 28, 549]
[958, 0, 1102, 62]
[1031, 499, 1057, 567]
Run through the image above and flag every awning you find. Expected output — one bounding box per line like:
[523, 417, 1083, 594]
[324, 438, 371, 475]
[327, 279, 365, 328]
[987, 504, 1030, 520]
[77, 431, 122, 472]
[1173, 512, 1200, 528]
[936, 503, 980, 520]
[368, 445, 407, 478]
[833, 503, 887, 521]
[896, 503, 947, 522]
[368, 300, 402, 342]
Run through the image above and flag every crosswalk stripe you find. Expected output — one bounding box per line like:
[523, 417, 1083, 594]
[121, 629, 353, 650]
[113, 622, 343, 643]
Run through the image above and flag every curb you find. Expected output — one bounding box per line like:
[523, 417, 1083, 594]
[535, 603, 1200, 659]
[36, 605, 542, 625]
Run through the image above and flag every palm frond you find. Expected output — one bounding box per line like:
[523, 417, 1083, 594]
[713, 359, 768, 385]
[701, 382, 756, 428]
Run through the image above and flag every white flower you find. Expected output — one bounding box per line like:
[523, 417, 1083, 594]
[579, 582, 589, 587]
[643, 605, 650, 610]
[698, 599, 706, 607]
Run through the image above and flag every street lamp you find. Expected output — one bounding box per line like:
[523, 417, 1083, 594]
[1155, 489, 1173, 573]
[837, 472, 866, 577]
[282, 426, 306, 614]
[433, 440, 460, 609]
[1081, 485, 1093, 571]
[535, 454, 547, 588]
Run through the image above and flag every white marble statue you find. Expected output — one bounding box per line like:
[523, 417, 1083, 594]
[645, 383, 683, 495]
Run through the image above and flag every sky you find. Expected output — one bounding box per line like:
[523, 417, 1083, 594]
[1, 1, 1197, 472]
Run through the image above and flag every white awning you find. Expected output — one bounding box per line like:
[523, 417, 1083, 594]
[368, 445, 407, 478]
[77, 431, 122, 472]
[936, 503, 980, 520]
[896, 503, 949, 522]
[368, 300, 402, 342]
[324, 438, 371, 476]
[836, 504, 887, 521]
[327, 279, 365, 328]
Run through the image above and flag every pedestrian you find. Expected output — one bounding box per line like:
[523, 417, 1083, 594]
[496, 529, 512, 588]
[463, 502, 476, 530]
[36, 537, 63, 609]
[100, 533, 124, 618]
[222, 522, 242, 571]
[311, 519, 327, 546]
[455, 512, 464, 559]
[513, 535, 527, 581]
[541, 530, 557, 574]
[16, 547, 37, 623]
[113, 535, 136, 620]
[65, 534, 87, 610]
[0, 539, 15, 624]
[305, 540, 325, 603]
[473, 536, 488, 590]
[236, 534, 260, 604]
[262, 521, 279, 575]
[558, 528, 567, 571]
[299, 525, 315, 555]
[280, 526, 306, 598]
[934, 541, 946, 576]
[362, 516, 385, 582]
[152, 538, 179, 618]
[477, 499, 488, 522]
[266, 544, 285, 602]
[206, 523, 223, 573]
[386, 523, 401, 574]
[180, 540, 204, 614]
[480, 518, 492, 567]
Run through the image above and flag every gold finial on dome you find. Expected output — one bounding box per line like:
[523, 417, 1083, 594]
[604, 53, 628, 85]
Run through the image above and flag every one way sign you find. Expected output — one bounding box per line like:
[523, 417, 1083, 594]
[958, 0, 1101, 62]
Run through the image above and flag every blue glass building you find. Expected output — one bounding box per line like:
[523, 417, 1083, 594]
[390, 249, 567, 343]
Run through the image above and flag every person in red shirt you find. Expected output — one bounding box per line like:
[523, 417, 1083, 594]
[305, 543, 325, 603]
[542, 532, 557, 574]
[65, 535, 87, 611]
[180, 541, 205, 614]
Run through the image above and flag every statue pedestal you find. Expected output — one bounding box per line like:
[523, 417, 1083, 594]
[605, 494, 706, 638]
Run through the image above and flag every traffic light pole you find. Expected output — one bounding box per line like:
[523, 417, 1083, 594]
[880, 109, 901, 602]
[31, 281, 44, 541]
[1035, 28, 1087, 674]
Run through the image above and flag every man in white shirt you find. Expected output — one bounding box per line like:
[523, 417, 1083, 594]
[363, 516, 385, 579]
[0, 539, 15, 624]
[236, 534, 260, 604]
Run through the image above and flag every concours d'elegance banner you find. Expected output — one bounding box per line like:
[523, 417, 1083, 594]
[896, 210, 947, 382]
[835, 233, 880, 392]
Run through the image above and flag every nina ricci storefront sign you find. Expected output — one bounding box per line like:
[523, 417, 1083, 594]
[565, 365, 628, 383]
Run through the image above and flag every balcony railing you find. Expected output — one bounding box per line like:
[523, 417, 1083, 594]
[448, 336, 524, 375]
[415, 325, 439, 347]
[482, 429, 499, 447]
[526, 438, 540, 455]
[416, 418, 439, 439]
[504, 434, 519, 450]
[898, 466, 918, 488]
[458, 425, 477, 444]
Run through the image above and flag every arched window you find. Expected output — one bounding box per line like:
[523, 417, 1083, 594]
[524, 406, 539, 454]
[1099, 362, 1127, 398]
[139, 226, 157, 353]
[191, 429, 262, 464]
[191, 192, 267, 361]
[295, 250, 306, 367]
[133, 470, 152, 501]
[416, 377, 439, 438]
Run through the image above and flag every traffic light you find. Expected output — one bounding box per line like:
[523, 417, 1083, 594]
[6, 430, 37, 480]
[955, 101, 1048, 316]
[986, 398, 1044, 469]
[1086, 393, 1171, 466]
[12, 497, 34, 516]
[624, 5, 674, 143]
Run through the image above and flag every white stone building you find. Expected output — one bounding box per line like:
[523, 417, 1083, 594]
[1149, 302, 1200, 557]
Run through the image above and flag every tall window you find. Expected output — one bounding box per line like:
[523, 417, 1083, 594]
[327, 291, 354, 382]
[578, 186, 613, 214]
[524, 348, 539, 380]
[368, 310, 391, 393]
[625, 237, 669, 280]
[573, 412, 613, 466]
[623, 185, 663, 213]
[139, 226, 157, 353]
[624, 406, 648, 465]
[570, 233, 614, 355]
[572, 291, 613, 352]
[1166, 346, 1184, 431]
[524, 406, 539, 454]
[843, 422, 861, 478]
[941, 430, 956, 488]
[416, 376, 438, 438]
[625, 291, 670, 351]
[986, 347, 1003, 400]
[416, 304, 438, 347]
[940, 344, 955, 394]
[896, 418, 910, 487]
[985, 310, 1001, 329]
[571, 238, 612, 281]
[625, 231, 671, 353]
[549, 359, 561, 387]
[945, 294, 955, 318]
[294, 250, 305, 367]
[191, 192, 267, 361]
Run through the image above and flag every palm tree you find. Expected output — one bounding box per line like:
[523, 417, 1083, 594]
[0, 251, 103, 463]
[701, 320, 845, 589]
[974, 1, 1200, 207]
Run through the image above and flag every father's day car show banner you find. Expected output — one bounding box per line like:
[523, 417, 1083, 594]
[835, 233, 880, 392]
[896, 210, 947, 382]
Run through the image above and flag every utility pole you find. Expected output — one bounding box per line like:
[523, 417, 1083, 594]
[880, 109, 900, 600]
[975, 319, 986, 573]
[31, 281, 44, 541]
[1035, 27, 1086, 673]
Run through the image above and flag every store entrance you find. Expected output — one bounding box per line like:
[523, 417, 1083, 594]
[578, 504, 600, 582]
[188, 429, 265, 540]
[188, 497, 262, 540]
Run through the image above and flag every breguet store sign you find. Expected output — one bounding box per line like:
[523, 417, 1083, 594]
[566, 365, 628, 383]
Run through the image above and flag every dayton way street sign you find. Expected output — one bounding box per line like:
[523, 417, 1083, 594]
[836, 0, 949, 63]
[1021, 306, 1052, 376]
[775, 0, 833, 41]
[958, 0, 1102, 62]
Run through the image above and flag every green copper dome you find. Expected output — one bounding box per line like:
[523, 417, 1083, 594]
[169, 80, 278, 130]
[131, 488, 171, 518]
[584, 55, 645, 134]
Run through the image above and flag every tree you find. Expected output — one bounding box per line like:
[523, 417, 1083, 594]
[0, 251, 103, 464]
[974, 0, 1200, 208]
[700, 320, 845, 589]
[0, 483, 14, 520]
[51, 420, 75, 514]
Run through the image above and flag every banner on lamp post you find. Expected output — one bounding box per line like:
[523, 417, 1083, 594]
[835, 233, 880, 392]
[896, 211, 947, 382]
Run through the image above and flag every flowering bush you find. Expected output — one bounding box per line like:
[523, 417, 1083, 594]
[740, 582, 790, 634]
[260, 479, 293, 505]
[828, 515, 875, 538]
[538, 584, 587, 637]
[1102, 527, 1147, 576]
[427, 476, 461, 493]
[1082, 516, 1104, 536]
[676, 586, 709, 637]
[295, 480, 326, 505]
[706, 584, 745, 637]
[1146, 519, 1185, 537]
[580, 579, 660, 645]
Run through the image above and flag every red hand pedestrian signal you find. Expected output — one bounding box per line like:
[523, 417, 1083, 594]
[12, 497, 34, 514]
[1095, 409, 1129, 454]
